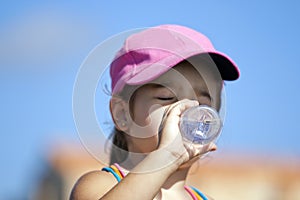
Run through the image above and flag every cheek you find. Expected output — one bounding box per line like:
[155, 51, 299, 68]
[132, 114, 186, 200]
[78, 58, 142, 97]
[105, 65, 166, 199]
[198, 96, 212, 107]
[129, 104, 165, 139]
[132, 102, 152, 126]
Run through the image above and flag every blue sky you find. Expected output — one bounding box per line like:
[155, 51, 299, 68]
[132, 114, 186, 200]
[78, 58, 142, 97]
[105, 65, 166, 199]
[1, 0, 300, 198]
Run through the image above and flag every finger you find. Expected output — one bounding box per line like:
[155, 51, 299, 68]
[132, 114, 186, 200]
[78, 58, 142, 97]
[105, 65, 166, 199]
[188, 142, 217, 158]
[164, 99, 199, 125]
[159, 99, 199, 148]
[208, 142, 217, 152]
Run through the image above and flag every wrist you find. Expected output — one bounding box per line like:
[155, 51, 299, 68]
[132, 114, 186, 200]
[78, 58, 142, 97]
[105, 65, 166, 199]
[129, 148, 183, 175]
[149, 148, 186, 172]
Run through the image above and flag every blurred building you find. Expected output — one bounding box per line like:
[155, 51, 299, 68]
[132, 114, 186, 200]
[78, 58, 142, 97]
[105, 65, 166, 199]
[31, 142, 300, 200]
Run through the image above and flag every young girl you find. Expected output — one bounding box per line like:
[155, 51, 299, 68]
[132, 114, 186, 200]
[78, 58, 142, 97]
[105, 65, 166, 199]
[70, 24, 239, 200]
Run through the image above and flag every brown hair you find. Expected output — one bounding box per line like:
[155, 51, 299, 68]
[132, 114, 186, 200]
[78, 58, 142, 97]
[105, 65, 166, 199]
[109, 128, 128, 164]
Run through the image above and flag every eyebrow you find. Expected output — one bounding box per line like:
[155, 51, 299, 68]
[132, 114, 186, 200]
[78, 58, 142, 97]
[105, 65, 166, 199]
[150, 84, 166, 88]
[147, 83, 171, 89]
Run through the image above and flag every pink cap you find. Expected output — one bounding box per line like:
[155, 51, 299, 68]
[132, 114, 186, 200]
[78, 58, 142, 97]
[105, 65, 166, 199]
[110, 24, 240, 94]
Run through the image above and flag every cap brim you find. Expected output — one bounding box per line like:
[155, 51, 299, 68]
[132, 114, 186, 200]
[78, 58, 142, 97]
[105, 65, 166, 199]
[208, 52, 240, 81]
[125, 51, 239, 87]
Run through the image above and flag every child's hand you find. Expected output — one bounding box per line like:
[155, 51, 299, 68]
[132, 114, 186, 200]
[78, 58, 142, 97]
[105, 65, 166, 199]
[158, 99, 217, 166]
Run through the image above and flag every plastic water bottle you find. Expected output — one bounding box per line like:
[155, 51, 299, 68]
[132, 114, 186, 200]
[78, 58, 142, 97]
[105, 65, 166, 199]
[179, 105, 222, 146]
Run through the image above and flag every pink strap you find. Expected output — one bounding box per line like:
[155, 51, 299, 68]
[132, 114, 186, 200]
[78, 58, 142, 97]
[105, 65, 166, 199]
[184, 185, 198, 200]
[113, 163, 126, 178]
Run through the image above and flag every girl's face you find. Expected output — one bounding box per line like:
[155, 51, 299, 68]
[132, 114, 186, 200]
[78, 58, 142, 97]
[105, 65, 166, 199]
[123, 61, 223, 154]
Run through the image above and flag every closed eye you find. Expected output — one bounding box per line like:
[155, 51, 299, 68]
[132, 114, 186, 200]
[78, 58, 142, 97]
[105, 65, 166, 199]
[157, 97, 175, 101]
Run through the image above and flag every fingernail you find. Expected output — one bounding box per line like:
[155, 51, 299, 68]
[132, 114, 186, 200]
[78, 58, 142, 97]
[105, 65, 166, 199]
[209, 143, 217, 151]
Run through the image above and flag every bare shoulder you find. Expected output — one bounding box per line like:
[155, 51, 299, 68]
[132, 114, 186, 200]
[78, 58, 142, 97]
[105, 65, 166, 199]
[70, 170, 118, 200]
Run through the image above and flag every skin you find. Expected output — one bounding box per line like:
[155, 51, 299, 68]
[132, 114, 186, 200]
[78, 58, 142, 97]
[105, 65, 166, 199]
[70, 61, 222, 200]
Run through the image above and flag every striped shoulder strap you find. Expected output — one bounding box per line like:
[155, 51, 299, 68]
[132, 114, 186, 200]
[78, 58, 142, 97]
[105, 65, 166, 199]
[101, 163, 126, 182]
[184, 185, 209, 200]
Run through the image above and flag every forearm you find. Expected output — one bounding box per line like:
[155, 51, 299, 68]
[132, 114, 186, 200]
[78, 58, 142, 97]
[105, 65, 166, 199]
[100, 149, 183, 200]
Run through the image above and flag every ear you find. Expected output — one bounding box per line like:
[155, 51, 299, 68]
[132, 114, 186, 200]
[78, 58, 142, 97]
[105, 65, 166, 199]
[110, 96, 131, 132]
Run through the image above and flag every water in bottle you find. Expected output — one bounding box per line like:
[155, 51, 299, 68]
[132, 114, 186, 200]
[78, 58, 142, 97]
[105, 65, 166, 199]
[179, 105, 222, 146]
